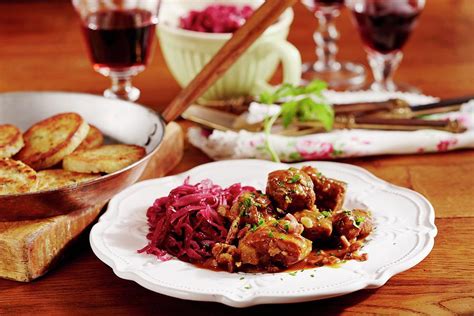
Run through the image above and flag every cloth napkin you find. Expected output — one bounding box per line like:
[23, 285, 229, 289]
[188, 91, 474, 161]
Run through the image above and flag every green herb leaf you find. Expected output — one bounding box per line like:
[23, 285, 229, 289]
[298, 97, 334, 131]
[354, 216, 366, 228]
[304, 79, 327, 95]
[259, 91, 274, 104]
[288, 173, 301, 184]
[280, 100, 298, 128]
[259, 80, 333, 162]
[321, 210, 331, 218]
[243, 197, 252, 208]
[274, 83, 299, 99]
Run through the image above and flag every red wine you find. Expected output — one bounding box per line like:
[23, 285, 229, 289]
[81, 9, 157, 70]
[351, 2, 422, 54]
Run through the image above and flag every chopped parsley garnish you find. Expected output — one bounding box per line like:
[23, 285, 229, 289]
[316, 172, 323, 178]
[288, 173, 301, 184]
[239, 277, 245, 280]
[244, 285, 252, 290]
[268, 231, 274, 238]
[310, 274, 315, 278]
[283, 223, 290, 231]
[288, 271, 297, 276]
[242, 197, 252, 208]
[354, 216, 366, 228]
[320, 210, 331, 218]
[258, 219, 265, 226]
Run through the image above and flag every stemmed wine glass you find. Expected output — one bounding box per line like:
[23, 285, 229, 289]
[72, 0, 161, 101]
[301, 0, 366, 89]
[346, 0, 425, 92]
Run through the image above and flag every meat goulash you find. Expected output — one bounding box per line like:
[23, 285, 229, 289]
[140, 166, 373, 273]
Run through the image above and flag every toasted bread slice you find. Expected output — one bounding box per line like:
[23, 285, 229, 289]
[63, 144, 146, 174]
[76, 125, 104, 151]
[0, 158, 37, 195]
[16, 113, 90, 170]
[36, 169, 100, 191]
[0, 124, 24, 158]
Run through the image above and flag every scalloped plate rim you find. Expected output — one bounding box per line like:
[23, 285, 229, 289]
[90, 159, 437, 307]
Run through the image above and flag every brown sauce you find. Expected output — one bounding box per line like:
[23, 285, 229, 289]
[192, 240, 368, 273]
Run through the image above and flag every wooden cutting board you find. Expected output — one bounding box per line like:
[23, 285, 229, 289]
[0, 122, 184, 282]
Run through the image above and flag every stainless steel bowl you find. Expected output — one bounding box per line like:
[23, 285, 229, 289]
[0, 92, 165, 221]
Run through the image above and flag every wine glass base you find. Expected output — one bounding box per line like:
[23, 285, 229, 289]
[104, 86, 140, 102]
[302, 61, 366, 90]
[367, 81, 421, 94]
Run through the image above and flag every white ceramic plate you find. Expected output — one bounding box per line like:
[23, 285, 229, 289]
[90, 160, 437, 307]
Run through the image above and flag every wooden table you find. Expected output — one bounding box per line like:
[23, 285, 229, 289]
[1, 0, 473, 314]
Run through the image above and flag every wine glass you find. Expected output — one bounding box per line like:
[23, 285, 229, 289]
[72, 0, 161, 101]
[301, 0, 366, 89]
[346, 0, 425, 92]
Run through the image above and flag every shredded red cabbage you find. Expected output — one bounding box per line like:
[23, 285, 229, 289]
[139, 177, 256, 263]
[179, 5, 254, 33]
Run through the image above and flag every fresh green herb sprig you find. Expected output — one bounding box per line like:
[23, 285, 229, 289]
[259, 80, 334, 162]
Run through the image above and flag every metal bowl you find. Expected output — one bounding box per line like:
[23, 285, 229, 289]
[0, 92, 165, 221]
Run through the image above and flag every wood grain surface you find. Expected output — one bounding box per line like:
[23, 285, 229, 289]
[0, 0, 473, 314]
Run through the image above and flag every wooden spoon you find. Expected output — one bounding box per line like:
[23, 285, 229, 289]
[161, 0, 298, 122]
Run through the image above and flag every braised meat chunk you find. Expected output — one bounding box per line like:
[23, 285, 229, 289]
[332, 209, 373, 247]
[266, 167, 315, 212]
[212, 243, 240, 272]
[293, 209, 333, 242]
[301, 166, 346, 212]
[227, 191, 275, 224]
[222, 191, 275, 244]
[238, 214, 311, 270]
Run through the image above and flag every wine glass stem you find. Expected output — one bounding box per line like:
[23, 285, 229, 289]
[367, 51, 403, 92]
[105, 73, 140, 102]
[314, 10, 340, 71]
[111, 76, 132, 96]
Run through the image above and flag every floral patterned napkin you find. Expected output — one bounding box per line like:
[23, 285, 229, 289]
[188, 91, 474, 161]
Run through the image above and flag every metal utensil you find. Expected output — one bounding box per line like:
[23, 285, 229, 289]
[0, 92, 166, 221]
[197, 95, 474, 118]
[182, 104, 466, 135]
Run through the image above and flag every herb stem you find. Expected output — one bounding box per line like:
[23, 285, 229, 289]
[263, 111, 281, 163]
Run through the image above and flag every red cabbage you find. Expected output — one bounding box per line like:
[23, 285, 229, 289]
[139, 177, 256, 263]
[179, 5, 254, 33]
